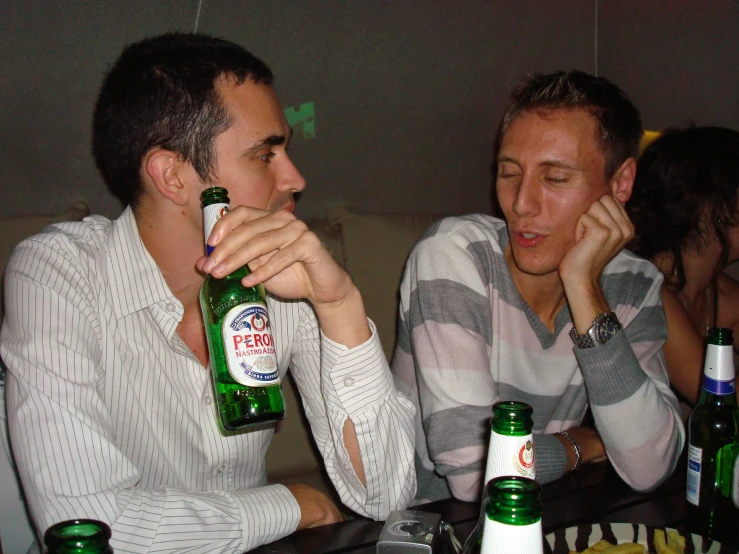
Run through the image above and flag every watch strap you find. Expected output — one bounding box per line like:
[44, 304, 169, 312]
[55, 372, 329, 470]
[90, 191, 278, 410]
[569, 312, 622, 349]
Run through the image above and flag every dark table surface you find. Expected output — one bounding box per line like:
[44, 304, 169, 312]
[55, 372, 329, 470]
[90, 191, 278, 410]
[253, 454, 726, 554]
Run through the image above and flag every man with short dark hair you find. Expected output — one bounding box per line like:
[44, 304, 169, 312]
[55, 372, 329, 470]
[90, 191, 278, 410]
[2, 33, 415, 553]
[392, 70, 684, 504]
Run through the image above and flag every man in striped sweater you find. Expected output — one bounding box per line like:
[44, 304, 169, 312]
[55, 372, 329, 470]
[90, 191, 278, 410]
[392, 70, 684, 504]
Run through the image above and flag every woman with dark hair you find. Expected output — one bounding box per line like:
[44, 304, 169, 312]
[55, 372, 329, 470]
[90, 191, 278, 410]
[628, 126, 739, 405]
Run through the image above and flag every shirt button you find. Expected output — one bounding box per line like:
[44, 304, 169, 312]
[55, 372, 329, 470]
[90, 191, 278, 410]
[344, 377, 355, 387]
[165, 302, 176, 312]
[205, 396, 213, 405]
[216, 465, 225, 474]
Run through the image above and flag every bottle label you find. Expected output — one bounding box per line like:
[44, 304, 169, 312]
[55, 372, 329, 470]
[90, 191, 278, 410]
[203, 202, 229, 256]
[484, 432, 535, 485]
[222, 303, 279, 386]
[687, 444, 702, 506]
[480, 518, 543, 554]
[702, 344, 736, 396]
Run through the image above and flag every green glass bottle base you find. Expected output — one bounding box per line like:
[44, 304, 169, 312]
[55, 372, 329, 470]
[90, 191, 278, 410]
[214, 381, 285, 431]
[686, 498, 739, 546]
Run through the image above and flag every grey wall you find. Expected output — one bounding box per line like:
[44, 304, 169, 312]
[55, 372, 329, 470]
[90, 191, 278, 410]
[1, 1, 737, 221]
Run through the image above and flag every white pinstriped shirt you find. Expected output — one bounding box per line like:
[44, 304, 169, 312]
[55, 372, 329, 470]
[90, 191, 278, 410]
[1, 207, 416, 553]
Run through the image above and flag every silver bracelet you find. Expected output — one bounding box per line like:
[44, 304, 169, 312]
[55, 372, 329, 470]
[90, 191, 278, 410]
[557, 430, 582, 471]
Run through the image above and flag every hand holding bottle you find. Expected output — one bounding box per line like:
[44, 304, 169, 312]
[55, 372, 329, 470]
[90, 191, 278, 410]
[197, 202, 371, 349]
[198, 205, 355, 308]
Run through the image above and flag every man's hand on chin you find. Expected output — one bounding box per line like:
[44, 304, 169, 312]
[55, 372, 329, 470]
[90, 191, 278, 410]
[560, 195, 634, 330]
[559, 195, 634, 288]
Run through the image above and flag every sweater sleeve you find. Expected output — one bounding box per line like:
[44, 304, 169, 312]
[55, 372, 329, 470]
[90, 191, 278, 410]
[574, 269, 685, 492]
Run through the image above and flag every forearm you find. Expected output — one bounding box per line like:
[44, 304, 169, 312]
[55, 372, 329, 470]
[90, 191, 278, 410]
[293, 317, 415, 519]
[661, 287, 704, 404]
[563, 278, 612, 333]
[7, 374, 300, 553]
[575, 333, 684, 490]
[330, 333, 416, 517]
[313, 284, 371, 349]
[112, 485, 299, 553]
[312, 284, 379, 486]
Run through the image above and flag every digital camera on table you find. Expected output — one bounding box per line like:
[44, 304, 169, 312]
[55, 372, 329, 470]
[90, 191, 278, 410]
[376, 509, 442, 553]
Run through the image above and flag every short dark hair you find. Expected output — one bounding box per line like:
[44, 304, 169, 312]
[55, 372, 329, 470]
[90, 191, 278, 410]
[496, 70, 643, 179]
[93, 33, 274, 208]
[627, 126, 739, 291]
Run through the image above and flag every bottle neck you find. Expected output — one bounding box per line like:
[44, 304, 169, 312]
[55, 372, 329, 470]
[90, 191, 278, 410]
[483, 477, 541, 526]
[699, 343, 737, 405]
[44, 520, 111, 554]
[491, 402, 534, 437]
[202, 202, 229, 256]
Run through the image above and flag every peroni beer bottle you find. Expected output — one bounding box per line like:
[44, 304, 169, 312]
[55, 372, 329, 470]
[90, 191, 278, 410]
[200, 187, 285, 431]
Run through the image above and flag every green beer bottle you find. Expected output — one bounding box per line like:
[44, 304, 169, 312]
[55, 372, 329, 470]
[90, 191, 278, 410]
[484, 401, 535, 485]
[462, 476, 543, 554]
[686, 327, 739, 544]
[200, 187, 285, 431]
[44, 520, 113, 554]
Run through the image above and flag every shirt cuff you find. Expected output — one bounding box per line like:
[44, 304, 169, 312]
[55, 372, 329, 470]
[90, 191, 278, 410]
[231, 484, 301, 549]
[534, 433, 568, 483]
[320, 318, 395, 415]
[573, 330, 648, 407]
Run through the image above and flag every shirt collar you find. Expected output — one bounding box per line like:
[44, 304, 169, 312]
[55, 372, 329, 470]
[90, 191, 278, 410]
[107, 206, 179, 319]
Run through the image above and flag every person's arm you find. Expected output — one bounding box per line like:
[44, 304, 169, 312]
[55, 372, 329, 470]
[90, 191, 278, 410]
[199, 206, 416, 518]
[572, 309, 684, 491]
[1, 237, 300, 553]
[661, 286, 704, 404]
[568, 271, 684, 492]
[560, 195, 684, 491]
[286, 300, 416, 519]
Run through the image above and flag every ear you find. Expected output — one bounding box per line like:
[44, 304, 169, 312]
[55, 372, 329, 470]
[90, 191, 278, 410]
[143, 148, 197, 207]
[609, 157, 636, 204]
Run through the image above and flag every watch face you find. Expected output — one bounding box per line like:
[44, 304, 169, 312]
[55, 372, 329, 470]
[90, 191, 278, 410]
[595, 315, 621, 343]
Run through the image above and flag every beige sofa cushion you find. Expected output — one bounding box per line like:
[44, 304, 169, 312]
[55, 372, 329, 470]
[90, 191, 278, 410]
[328, 208, 443, 360]
[0, 202, 91, 322]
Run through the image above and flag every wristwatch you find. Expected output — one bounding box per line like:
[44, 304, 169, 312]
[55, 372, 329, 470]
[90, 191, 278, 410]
[569, 312, 622, 349]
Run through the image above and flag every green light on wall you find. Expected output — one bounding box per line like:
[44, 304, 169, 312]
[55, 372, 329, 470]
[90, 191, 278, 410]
[284, 102, 315, 140]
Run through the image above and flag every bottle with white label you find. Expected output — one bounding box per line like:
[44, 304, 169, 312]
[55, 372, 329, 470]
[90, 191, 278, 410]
[484, 401, 535, 487]
[686, 327, 739, 544]
[199, 187, 285, 431]
[461, 476, 543, 554]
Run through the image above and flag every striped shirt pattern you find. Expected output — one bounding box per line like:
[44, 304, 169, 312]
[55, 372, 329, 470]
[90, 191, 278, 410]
[1, 207, 416, 553]
[392, 215, 684, 504]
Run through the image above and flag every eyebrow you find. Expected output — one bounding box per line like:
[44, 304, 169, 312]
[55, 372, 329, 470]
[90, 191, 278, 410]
[242, 128, 294, 156]
[497, 156, 581, 172]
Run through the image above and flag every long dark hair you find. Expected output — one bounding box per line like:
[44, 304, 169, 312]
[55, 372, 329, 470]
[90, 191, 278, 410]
[627, 126, 739, 291]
